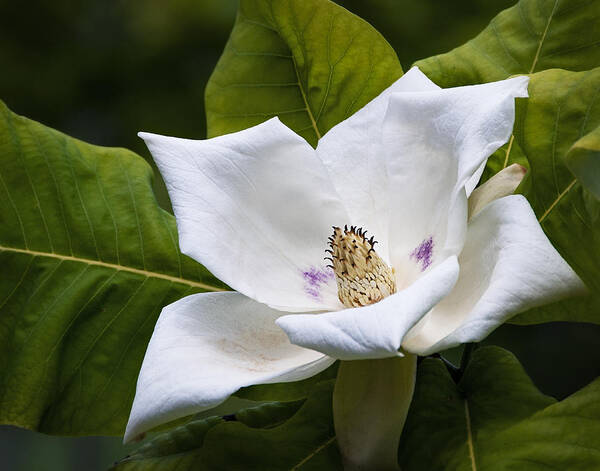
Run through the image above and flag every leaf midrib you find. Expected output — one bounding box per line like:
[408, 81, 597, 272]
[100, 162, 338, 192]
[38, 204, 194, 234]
[242, 5, 337, 143]
[464, 399, 477, 471]
[280, 0, 322, 142]
[538, 178, 577, 223]
[291, 435, 336, 470]
[292, 56, 322, 140]
[529, 0, 560, 74]
[0, 244, 225, 291]
[502, 0, 560, 167]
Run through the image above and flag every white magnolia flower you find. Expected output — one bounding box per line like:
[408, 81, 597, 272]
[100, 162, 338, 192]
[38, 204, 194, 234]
[124, 67, 584, 441]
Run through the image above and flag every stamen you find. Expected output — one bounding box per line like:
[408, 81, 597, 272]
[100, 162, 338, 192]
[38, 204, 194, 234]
[328, 226, 396, 308]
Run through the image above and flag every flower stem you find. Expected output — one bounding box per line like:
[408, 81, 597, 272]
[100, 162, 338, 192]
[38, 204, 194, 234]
[333, 354, 417, 471]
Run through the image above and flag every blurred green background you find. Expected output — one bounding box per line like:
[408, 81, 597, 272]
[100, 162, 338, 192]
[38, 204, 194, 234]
[2, 0, 599, 469]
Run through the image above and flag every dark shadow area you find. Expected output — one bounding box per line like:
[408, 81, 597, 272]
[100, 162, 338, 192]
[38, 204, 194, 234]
[484, 322, 600, 400]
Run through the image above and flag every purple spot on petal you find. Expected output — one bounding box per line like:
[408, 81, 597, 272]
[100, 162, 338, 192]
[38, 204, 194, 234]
[302, 266, 335, 300]
[411, 236, 434, 271]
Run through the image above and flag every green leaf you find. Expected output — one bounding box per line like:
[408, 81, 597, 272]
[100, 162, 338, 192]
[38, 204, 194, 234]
[205, 0, 402, 147]
[0, 101, 225, 435]
[112, 381, 342, 470]
[400, 346, 600, 470]
[565, 124, 600, 200]
[415, 0, 600, 184]
[510, 68, 600, 323]
[415, 0, 600, 87]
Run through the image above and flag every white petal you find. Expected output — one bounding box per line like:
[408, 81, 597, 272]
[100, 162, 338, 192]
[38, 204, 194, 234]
[382, 76, 529, 277]
[315, 67, 439, 262]
[124, 292, 334, 442]
[468, 163, 527, 219]
[140, 118, 348, 312]
[402, 195, 586, 355]
[276, 256, 459, 360]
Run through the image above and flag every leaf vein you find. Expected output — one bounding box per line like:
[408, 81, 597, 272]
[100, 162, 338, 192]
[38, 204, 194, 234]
[84, 282, 168, 428]
[0, 244, 224, 291]
[18, 264, 90, 357]
[94, 158, 121, 265]
[291, 435, 336, 470]
[491, 16, 523, 71]
[0, 169, 28, 249]
[160, 210, 183, 279]
[530, 0, 560, 73]
[5, 110, 54, 252]
[464, 399, 477, 471]
[538, 179, 577, 223]
[0, 256, 34, 311]
[34, 125, 74, 255]
[66, 139, 102, 261]
[65, 277, 150, 413]
[118, 156, 147, 270]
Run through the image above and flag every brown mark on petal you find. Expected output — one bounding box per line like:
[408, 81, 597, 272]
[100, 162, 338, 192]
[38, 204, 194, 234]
[326, 226, 396, 308]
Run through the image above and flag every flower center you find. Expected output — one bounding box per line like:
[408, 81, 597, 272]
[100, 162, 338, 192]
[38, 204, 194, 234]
[326, 225, 396, 308]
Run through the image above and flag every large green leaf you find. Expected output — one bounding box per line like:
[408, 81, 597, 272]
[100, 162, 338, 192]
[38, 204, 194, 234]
[399, 346, 600, 470]
[0, 101, 225, 435]
[511, 68, 600, 323]
[111, 380, 342, 470]
[415, 0, 600, 87]
[205, 0, 402, 147]
[415, 0, 600, 183]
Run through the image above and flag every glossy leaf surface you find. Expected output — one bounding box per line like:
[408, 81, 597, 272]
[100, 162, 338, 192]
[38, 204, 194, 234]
[0, 102, 224, 435]
[205, 0, 403, 147]
[400, 346, 600, 471]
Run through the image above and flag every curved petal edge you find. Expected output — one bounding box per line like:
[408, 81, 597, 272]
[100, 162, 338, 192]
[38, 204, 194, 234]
[124, 292, 334, 442]
[276, 256, 459, 360]
[403, 195, 587, 356]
